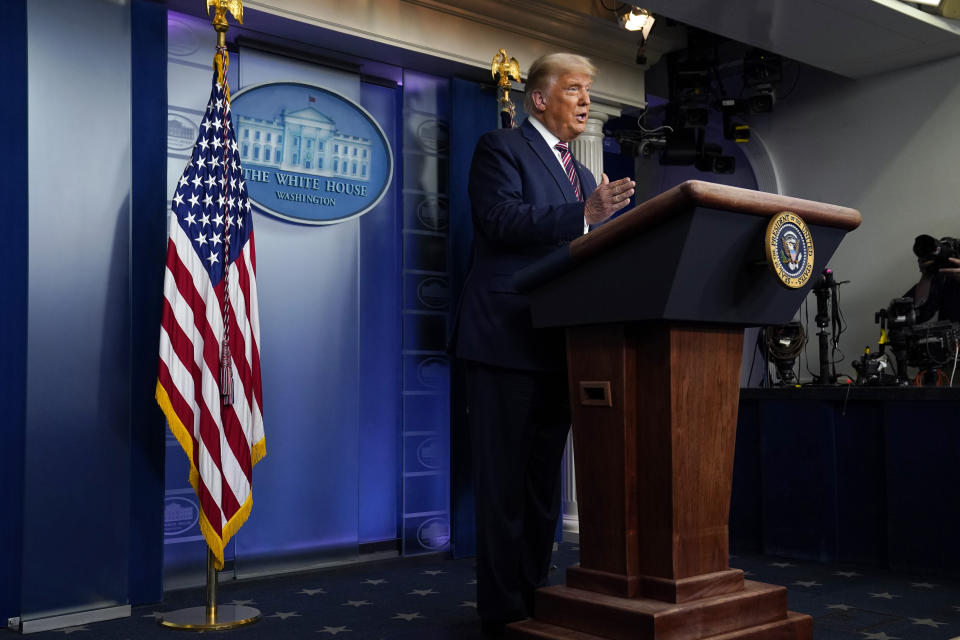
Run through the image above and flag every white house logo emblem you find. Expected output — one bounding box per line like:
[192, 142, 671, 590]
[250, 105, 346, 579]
[416, 437, 444, 470]
[164, 496, 200, 537]
[416, 517, 450, 550]
[168, 113, 198, 152]
[765, 211, 815, 288]
[416, 119, 449, 154]
[416, 196, 448, 231]
[230, 82, 393, 225]
[417, 356, 449, 389]
[417, 277, 449, 310]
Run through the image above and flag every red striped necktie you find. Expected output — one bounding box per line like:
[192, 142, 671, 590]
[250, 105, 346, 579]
[554, 141, 583, 202]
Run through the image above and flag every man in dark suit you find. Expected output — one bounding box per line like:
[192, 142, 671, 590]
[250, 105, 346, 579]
[452, 52, 635, 634]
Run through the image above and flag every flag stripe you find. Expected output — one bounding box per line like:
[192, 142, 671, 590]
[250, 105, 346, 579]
[160, 286, 248, 525]
[157, 357, 196, 449]
[239, 237, 264, 416]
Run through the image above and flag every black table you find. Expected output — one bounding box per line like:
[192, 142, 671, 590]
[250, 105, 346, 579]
[733, 386, 960, 575]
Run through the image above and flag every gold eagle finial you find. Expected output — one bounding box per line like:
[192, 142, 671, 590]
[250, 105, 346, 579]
[207, 0, 244, 48]
[491, 49, 521, 127]
[491, 48, 521, 90]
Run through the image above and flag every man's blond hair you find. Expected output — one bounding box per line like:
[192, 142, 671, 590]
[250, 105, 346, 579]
[523, 53, 596, 114]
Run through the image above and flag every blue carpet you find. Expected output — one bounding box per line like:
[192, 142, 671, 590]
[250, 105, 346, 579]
[16, 543, 960, 639]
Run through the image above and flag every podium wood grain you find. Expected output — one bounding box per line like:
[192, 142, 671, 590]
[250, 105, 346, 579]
[506, 323, 811, 639]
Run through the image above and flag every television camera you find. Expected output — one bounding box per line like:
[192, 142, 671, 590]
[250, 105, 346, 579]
[853, 296, 960, 386]
[913, 234, 960, 276]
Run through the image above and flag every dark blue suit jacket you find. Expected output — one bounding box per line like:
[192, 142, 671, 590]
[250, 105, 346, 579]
[453, 119, 598, 371]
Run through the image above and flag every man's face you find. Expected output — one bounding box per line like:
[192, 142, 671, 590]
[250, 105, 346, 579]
[534, 71, 591, 142]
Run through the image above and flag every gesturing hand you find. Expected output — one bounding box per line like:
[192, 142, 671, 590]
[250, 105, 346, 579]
[584, 174, 636, 226]
[940, 257, 960, 282]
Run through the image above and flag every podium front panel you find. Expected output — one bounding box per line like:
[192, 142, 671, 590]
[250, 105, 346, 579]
[528, 206, 846, 329]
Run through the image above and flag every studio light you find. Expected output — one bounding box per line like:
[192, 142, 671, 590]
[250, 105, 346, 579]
[742, 49, 781, 114]
[620, 7, 656, 41]
[747, 88, 776, 113]
[694, 143, 736, 174]
[721, 100, 750, 143]
[743, 49, 782, 86]
[659, 130, 697, 165]
[763, 323, 806, 386]
[679, 106, 708, 128]
[713, 156, 736, 173]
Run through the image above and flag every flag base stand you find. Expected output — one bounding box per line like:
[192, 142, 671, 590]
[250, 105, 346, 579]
[160, 551, 261, 631]
[159, 604, 261, 631]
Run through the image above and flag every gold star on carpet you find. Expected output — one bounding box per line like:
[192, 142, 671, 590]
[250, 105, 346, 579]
[60, 626, 89, 635]
[393, 612, 424, 621]
[792, 580, 821, 587]
[268, 611, 300, 620]
[318, 626, 350, 635]
[910, 618, 946, 628]
[342, 600, 372, 607]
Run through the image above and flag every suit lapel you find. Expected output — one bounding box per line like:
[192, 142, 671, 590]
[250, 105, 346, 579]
[520, 119, 578, 203]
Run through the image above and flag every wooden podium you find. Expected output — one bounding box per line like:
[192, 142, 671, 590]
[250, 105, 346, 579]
[508, 181, 861, 640]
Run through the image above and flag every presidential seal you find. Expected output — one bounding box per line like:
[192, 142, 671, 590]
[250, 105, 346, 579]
[765, 211, 815, 288]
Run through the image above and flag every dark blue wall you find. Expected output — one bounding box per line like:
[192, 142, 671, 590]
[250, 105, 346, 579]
[3, 0, 169, 619]
[1, 0, 168, 619]
[20, 0, 134, 618]
[0, 0, 28, 625]
[449, 77, 497, 559]
[129, 0, 169, 605]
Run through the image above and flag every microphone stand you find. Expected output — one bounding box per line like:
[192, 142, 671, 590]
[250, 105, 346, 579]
[812, 269, 836, 385]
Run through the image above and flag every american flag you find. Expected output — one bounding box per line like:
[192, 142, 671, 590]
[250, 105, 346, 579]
[156, 56, 265, 570]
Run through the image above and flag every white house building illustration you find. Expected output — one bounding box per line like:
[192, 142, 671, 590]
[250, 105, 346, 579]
[236, 106, 373, 181]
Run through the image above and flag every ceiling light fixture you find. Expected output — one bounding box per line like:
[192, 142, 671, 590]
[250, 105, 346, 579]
[620, 7, 656, 41]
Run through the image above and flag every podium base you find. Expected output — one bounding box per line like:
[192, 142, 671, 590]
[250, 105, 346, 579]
[506, 581, 811, 640]
[159, 605, 261, 631]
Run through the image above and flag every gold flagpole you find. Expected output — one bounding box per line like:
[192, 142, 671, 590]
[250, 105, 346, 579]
[491, 48, 520, 128]
[160, 4, 258, 629]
